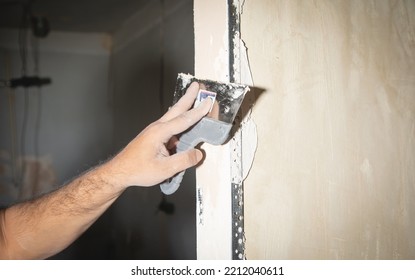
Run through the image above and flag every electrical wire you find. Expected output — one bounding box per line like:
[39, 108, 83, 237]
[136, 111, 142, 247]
[31, 28, 42, 193]
[19, 88, 29, 188]
[17, 1, 30, 189]
[18, 5, 28, 76]
[33, 87, 42, 192]
[7, 93, 19, 187]
[4, 52, 20, 187]
[2, 0, 42, 192]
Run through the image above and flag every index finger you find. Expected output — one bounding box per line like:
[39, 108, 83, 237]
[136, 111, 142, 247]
[159, 82, 200, 122]
[160, 97, 213, 141]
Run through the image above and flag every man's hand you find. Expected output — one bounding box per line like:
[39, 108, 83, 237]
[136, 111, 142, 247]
[0, 82, 211, 259]
[104, 82, 212, 188]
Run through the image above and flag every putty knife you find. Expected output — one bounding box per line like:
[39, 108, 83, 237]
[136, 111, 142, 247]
[160, 73, 250, 195]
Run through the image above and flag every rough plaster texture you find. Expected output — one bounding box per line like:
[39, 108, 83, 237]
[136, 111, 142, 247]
[241, 0, 415, 259]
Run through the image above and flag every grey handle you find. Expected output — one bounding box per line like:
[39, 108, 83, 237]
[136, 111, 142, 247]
[159, 139, 193, 195]
[159, 117, 232, 195]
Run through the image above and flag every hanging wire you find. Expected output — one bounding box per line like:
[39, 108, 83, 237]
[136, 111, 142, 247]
[2, 0, 42, 192]
[18, 3, 30, 189]
[31, 25, 42, 193]
[19, 88, 29, 189]
[4, 53, 20, 187]
[18, 3, 29, 76]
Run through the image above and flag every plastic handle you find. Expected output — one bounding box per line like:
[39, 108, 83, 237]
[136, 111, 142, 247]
[159, 139, 193, 195]
[159, 118, 232, 195]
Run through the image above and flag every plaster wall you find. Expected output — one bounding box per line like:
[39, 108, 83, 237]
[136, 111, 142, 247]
[241, 0, 415, 259]
[194, 0, 233, 259]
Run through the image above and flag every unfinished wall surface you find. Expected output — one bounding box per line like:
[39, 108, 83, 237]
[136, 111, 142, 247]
[194, 0, 234, 259]
[241, 0, 415, 259]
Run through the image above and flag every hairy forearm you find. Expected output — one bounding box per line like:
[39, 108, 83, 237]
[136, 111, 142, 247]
[0, 163, 124, 259]
[0, 83, 210, 259]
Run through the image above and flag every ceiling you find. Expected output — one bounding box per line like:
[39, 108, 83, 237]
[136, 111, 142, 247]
[0, 0, 151, 33]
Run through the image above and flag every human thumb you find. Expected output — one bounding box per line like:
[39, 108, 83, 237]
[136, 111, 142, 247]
[166, 148, 203, 176]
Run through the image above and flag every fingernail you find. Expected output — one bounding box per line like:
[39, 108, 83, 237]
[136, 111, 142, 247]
[188, 81, 199, 92]
[195, 149, 203, 162]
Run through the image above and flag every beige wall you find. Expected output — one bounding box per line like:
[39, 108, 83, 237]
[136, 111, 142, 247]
[242, 0, 415, 259]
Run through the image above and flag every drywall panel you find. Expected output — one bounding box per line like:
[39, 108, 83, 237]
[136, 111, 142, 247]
[242, 0, 415, 259]
[194, 0, 233, 259]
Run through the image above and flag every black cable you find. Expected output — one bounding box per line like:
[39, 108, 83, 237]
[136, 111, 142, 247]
[18, 6, 28, 76]
[32, 35, 41, 192]
[31, 87, 42, 192]
[34, 89, 41, 162]
[3, 52, 20, 188]
[17, 1, 29, 188]
[20, 89, 29, 187]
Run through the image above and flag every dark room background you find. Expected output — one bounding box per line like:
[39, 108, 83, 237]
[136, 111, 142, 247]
[0, 0, 196, 259]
